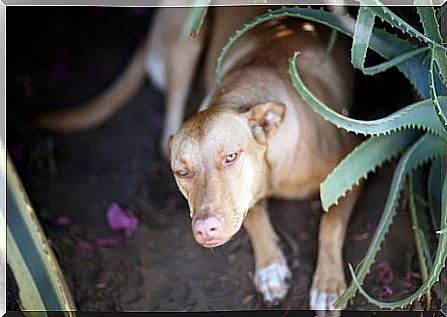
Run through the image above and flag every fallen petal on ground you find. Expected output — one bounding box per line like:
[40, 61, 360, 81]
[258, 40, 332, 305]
[375, 261, 394, 285]
[106, 202, 139, 233]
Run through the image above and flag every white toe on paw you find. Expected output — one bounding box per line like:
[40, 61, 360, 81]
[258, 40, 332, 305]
[309, 288, 343, 316]
[254, 256, 292, 307]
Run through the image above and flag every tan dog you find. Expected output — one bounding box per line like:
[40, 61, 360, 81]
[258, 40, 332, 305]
[29, 6, 361, 312]
[161, 7, 361, 312]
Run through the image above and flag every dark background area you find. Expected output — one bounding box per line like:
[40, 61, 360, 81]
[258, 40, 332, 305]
[6, 6, 444, 311]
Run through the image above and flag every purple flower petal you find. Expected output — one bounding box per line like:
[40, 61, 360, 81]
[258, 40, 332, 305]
[375, 261, 394, 285]
[106, 202, 139, 233]
[52, 215, 73, 227]
[378, 285, 394, 298]
[96, 234, 127, 248]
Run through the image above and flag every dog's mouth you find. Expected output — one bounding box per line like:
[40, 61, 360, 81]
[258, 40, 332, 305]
[193, 209, 249, 248]
[201, 238, 230, 248]
[206, 210, 248, 248]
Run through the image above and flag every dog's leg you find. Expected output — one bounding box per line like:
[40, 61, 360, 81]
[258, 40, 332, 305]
[161, 29, 207, 158]
[310, 184, 361, 314]
[244, 200, 291, 307]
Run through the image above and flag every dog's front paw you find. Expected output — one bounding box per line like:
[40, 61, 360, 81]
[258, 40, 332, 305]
[309, 289, 343, 316]
[309, 266, 346, 315]
[254, 255, 292, 307]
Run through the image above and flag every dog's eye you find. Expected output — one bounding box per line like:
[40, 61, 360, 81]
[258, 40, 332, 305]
[175, 169, 191, 178]
[224, 152, 239, 165]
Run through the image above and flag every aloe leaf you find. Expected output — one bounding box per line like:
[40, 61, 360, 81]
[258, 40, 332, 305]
[360, 0, 447, 51]
[334, 133, 447, 308]
[324, 29, 338, 58]
[350, 6, 428, 76]
[216, 6, 441, 98]
[416, 4, 447, 86]
[320, 129, 420, 211]
[182, 0, 210, 38]
[345, 148, 447, 309]
[7, 226, 47, 313]
[429, 50, 447, 133]
[351, 6, 375, 72]
[428, 156, 446, 231]
[408, 169, 441, 300]
[288, 53, 446, 136]
[409, 172, 432, 283]
[6, 155, 76, 313]
[356, 46, 430, 76]
[417, 5, 442, 42]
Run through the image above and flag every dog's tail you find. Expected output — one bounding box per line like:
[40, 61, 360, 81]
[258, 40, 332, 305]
[27, 33, 150, 133]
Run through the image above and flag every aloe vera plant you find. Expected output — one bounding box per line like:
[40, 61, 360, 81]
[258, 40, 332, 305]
[182, 0, 211, 38]
[185, 0, 447, 310]
[6, 151, 76, 315]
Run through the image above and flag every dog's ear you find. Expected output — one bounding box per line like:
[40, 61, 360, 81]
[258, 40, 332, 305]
[242, 102, 285, 144]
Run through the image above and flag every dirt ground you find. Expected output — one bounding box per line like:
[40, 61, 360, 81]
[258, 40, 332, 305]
[6, 6, 445, 312]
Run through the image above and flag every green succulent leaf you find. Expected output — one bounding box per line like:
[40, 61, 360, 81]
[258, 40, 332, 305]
[335, 134, 447, 309]
[409, 172, 432, 284]
[428, 156, 446, 231]
[416, 3, 447, 86]
[429, 50, 447, 133]
[320, 130, 421, 211]
[360, 0, 447, 51]
[346, 146, 447, 309]
[182, 0, 210, 38]
[417, 5, 441, 41]
[6, 156, 76, 313]
[351, 6, 375, 72]
[355, 46, 430, 76]
[352, 0, 432, 76]
[324, 29, 338, 58]
[288, 53, 446, 137]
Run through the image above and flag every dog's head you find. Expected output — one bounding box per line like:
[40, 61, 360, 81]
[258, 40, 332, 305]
[169, 102, 285, 247]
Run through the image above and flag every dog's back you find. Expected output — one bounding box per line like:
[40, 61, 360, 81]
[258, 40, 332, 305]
[203, 7, 354, 114]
